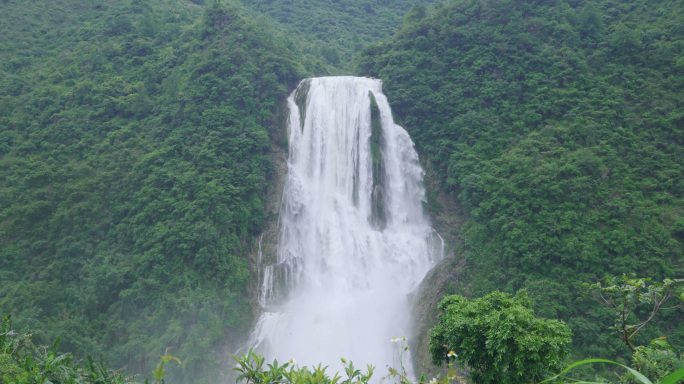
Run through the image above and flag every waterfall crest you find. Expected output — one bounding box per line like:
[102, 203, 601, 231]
[250, 76, 442, 374]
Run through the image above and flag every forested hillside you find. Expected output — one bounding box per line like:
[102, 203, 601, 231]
[3, 0, 684, 381]
[238, 0, 433, 71]
[0, 0, 307, 381]
[358, 0, 684, 361]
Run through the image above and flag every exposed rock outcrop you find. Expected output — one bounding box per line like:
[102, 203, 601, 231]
[409, 256, 466, 379]
[408, 157, 468, 379]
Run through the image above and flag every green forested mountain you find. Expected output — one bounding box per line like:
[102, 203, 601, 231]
[237, 0, 433, 71]
[2, 0, 684, 381]
[357, 0, 684, 361]
[0, 0, 307, 381]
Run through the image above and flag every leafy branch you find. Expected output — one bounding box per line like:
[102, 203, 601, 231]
[582, 275, 684, 352]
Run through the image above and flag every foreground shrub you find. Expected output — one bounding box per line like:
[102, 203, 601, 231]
[429, 290, 572, 384]
[620, 340, 684, 384]
[0, 315, 126, 384]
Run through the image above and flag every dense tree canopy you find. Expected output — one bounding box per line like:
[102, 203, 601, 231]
[430, 290, 572, 384]
[238, 0, 434, 71]
[358, 0, 684, 360]
[0, 0, 306, 381]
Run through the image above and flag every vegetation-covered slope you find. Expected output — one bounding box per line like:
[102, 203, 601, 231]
[358, 0, 684, 360]
[238, 0, 433, 71]
[0, 0, 305, 381]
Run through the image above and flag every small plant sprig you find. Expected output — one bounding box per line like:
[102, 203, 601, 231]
[386, 336, 411, 384]
[437, 348, 467, 384]
[151, 347, 181, 384]
[383, 338, 466, 384]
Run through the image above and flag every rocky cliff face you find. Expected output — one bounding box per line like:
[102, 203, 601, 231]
[408, 157, 468, 379]
[256, 81, 308, 275]
[409, 256, 467, 379]
[247, 97, 291, 324]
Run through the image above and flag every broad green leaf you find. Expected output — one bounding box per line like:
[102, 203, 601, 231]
[541, 359, 652, 384]
[660, 366, 684, 384]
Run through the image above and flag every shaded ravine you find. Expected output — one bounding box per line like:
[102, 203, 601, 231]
[250, 77, 443, 375]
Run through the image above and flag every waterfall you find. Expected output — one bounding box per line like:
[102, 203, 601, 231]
[250, 76, 442, 375]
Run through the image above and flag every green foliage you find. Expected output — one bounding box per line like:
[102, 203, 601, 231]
[152, 348, 182, 384]
[405, 4, 427, 23]
[542, 358, 657, 384]
[541, 357, 684, 384]
[386, 338, 467, 384]
[619, 339, 684, 384]
[357, 0, 684, 360]
[232, 348, 375, 384]
[0, 0, 306, 381]
[238, 0, 434, 72]
[583, 275, 684, 352]
[429, 290, 572, 384]
[0, 315, 126, 383]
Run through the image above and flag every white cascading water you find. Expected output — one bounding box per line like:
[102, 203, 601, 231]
[250, 76, 442, 375]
